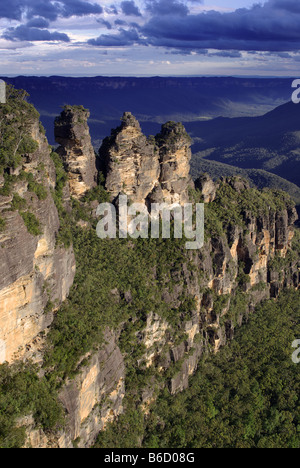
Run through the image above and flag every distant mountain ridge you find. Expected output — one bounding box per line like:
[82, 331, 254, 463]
[1, 76, 294, 146]
[2, 76, 299, 209]
[188, 100, 300, 187]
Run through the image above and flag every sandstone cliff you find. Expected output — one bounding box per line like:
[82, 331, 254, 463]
[0, 99, 299, 449]
[0, 92, 76, 364]
[23, 127, 299, 448]
[100, 113, 193, 207]
[24, 329, 125, 448]
[55, 106, 97, 199]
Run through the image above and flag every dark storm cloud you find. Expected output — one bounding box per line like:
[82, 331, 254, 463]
[168, 48, 241, 57]
[115, 19, 127, 26]
[270, 0, 300, 13]
[3, 25, 70, 42]
[97, 18, 113, 29]
[120, 1, 142, 17]
[145, 0, 189, 17]
[88, 27, 140, 46]
[0, 0, 103, 22]
[211, 50, 242, 58]
[129, 22, 141, 30]
[60, 0, 103, 18]
[25, 0, 63, 21]
[140, 0, 300, 52]
[2, 0, 104, 43]
[26, 17, 50, 28]
[0, 0, 49, 21]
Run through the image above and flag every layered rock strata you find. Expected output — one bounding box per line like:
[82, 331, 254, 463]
[55, 106, 97, 199]
[100, 113, 193, 207]
[24, 330, 125, 448]
[1, 106, 298, 449]
[0, 117, 76, 364]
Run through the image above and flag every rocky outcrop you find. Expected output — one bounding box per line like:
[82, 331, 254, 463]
[24, 330, 125, 448]
[55, 106, 97, 199]
[101, 112, 160, 205]
[100, 113, 193, 207]
[21, 132, 299, 448]
[1, 99, 299, 449]
[137, 191, 299, 394]
[150, 121, 193, 205]
[195, 173, 217, 203]
[0, 118, 76, 364]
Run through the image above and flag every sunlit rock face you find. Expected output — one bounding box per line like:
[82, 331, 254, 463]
[23, 329, 125, 449]
[0, 118, 76, 364]
[55, 106, 97, 199]
[194, 174, 217, 203]
[1, 99, 299, 449]
[100, 113, 193, 207]
[151, 121, 193, 206]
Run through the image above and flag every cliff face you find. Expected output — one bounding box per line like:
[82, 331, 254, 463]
[24, 329, 125, 448]
[55, 106, 97, 199]
[100, 113, 193, 206]
[135, 182, 299, 397]
[0, 99, 299, 449]
[0, 100, 75, 364]
[23, 164, 298, 449]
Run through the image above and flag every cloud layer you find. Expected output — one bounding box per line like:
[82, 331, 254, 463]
[140, 0, 300, 52]
[1, 0, 300, 76]
[0, 0, 103, 21]
[83, 0, 300, 53]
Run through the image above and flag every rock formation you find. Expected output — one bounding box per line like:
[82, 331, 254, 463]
[0, 116, 75, 364]
[150, 121, 193, 205]
[24, 330, 125, 448]
[0, 97, 299, 449]
[100, 113, 193, 207]
[194, 173, 217, 203]
[55, 106, 97, 199]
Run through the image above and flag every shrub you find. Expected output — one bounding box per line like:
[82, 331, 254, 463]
[11, 193, 27, 211]
[0, 85, 39, 176]
[20, 211, 42, 236]
[0, 362, 64, 448]
[26, 173, 48, 201]
[50, 151, 73, 248]
[0, 216, 6, 232]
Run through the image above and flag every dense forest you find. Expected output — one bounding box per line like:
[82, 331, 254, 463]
[95, 288, 300, 449]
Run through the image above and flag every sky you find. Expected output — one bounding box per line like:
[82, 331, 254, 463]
[0, 0, 300, 76]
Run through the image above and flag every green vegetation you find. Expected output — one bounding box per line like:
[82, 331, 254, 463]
[20, 211, 42, 236]
[50, 150, 110, 248]
[64, 104, 87, 113]
[27, 173, 48, 201]
[269, 229, 300, 273]
[11, 193, 27, 211]
[0, 174, 16, 197]
[0, 171, 31, 197]
[190, 179, 295, 239]
[81, 173, 110, 204]
[43, 228, 191, 382]
[190, 155, 300, 209]
[0, 216, 6, 232]
[50, 151, 73, 248]
[156, 121, 192, 147]
[0, 85, 39, 176]
[95, 289, 300, 449]
[1, 84, 299, 449]
[43, 175, 299, 391]
[55, 105, 89, 126]
[0, 362, 64, 448]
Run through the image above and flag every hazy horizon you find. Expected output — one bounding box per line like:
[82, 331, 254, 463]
[1, 74, 298, 78]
